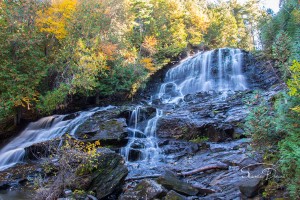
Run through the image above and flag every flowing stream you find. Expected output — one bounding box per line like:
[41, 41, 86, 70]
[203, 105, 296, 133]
[0, 106, 114, 171]
[121, 107, 163, 164]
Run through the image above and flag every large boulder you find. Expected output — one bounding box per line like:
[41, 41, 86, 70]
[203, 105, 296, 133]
[86, 148, 128, 199]
[75, 118, 128, 145]
[238, 166, 266, 198]
[164, 190, 187, 200]
[119, 179, 166, 200]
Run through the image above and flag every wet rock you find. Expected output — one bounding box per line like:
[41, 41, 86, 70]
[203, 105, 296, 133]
[130, 141, 145, 149]
[156, 115, 236, 142]
[157, 171, 198, 196]
[87, 148, 128, 199]
[0, 181, 10, 190]
[156, 116, 193, 139]
[75, 118, 128, 145]
[164, 190, 187, 200]
[128, 149, 143, 162]
[233, 127, 245, 139]
[128, 130, 146, 138]
[239, 178, 263, 198]
[160, 140, 199, 160]
[64, 189, 72, 197]
[62, 113, 79, 121]
[86, 194, 98, 200]
[239, 167, 266, 198]
[119, 179, 166, 200]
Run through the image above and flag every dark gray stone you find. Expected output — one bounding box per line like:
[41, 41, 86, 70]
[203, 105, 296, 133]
[119, 179, 166, 200]
[157, 171, 199, 196]
[87, 148, 128, 200]
[164, 190, 187, 200]
[75, 118, 128, 144]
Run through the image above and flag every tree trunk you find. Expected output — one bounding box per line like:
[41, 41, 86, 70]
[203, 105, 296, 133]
[177, 163, 228, 176]
[14, 107, 22, 126]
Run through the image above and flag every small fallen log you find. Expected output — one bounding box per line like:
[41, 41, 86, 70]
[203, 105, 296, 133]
[177, 163, 229, 176]
[192, 183, 216, 194]
[125, 163, 229, 181]
[125, 174, 161, 181]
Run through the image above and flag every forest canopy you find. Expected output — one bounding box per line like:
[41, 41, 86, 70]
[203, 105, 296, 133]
[0, 0, 299, 198]
[0, 0, 266, 123]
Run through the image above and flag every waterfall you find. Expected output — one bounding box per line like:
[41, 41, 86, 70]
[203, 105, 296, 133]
[0, 106, 114, 171]
[0, 48, 248, 171]
[122, 48, 247, 165]
[121, 108, 162, 164]
[157, 48, 247, 103]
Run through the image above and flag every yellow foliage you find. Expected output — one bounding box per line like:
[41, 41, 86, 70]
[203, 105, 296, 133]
[36, 0, 77, 40]
[14, 93, 39, 110]
[140, 57, 156, 72]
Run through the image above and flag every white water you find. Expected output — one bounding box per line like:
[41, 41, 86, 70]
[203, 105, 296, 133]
[122, 48, 248, 165]
[157, 48, 247, 103]
[121, 108, 163, 164]
[0, 106, 114, 171]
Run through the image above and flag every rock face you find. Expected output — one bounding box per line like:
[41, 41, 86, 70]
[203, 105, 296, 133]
[87, 148, 128, 199]
[156, 91, 251, 142]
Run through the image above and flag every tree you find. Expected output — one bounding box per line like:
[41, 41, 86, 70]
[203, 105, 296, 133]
[0, 0, 49, 124]
[36, 0, 77, 40]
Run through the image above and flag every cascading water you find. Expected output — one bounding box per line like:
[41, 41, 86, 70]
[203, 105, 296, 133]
[122, 48, 247, 166]
[0, 48, 248, 172]
[157, 48, 247, 103]
[121, 107, 162, 164]
[0, 106, 114, 171]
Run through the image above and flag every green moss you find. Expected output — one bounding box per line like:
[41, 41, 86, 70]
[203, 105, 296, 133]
[190, 136, 209, 143]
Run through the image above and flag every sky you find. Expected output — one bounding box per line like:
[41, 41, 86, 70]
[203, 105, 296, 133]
[262, 0, 280, 13]
[208, 0, 280, 13]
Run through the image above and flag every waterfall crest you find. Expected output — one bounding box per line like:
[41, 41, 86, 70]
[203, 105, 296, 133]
[157, 48, 247, 103]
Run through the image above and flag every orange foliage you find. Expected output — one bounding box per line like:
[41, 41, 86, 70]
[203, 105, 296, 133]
[140, 57, 156, 72]
[142, 35, 158, 55]
[121, 49, 137, 64]
[99, 43, 118, 61]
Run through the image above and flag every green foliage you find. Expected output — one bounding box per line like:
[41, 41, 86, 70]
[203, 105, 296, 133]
[37, 84, 70, 114]
[244, 99, 280, 149]
[244, 91, 300, 199]
[259, 0, 300, 79]
[0, 0, 49, 122]
[257, 1, 300, 196]
[272, 30, 292, 78]
[276, 94, 300, 199]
